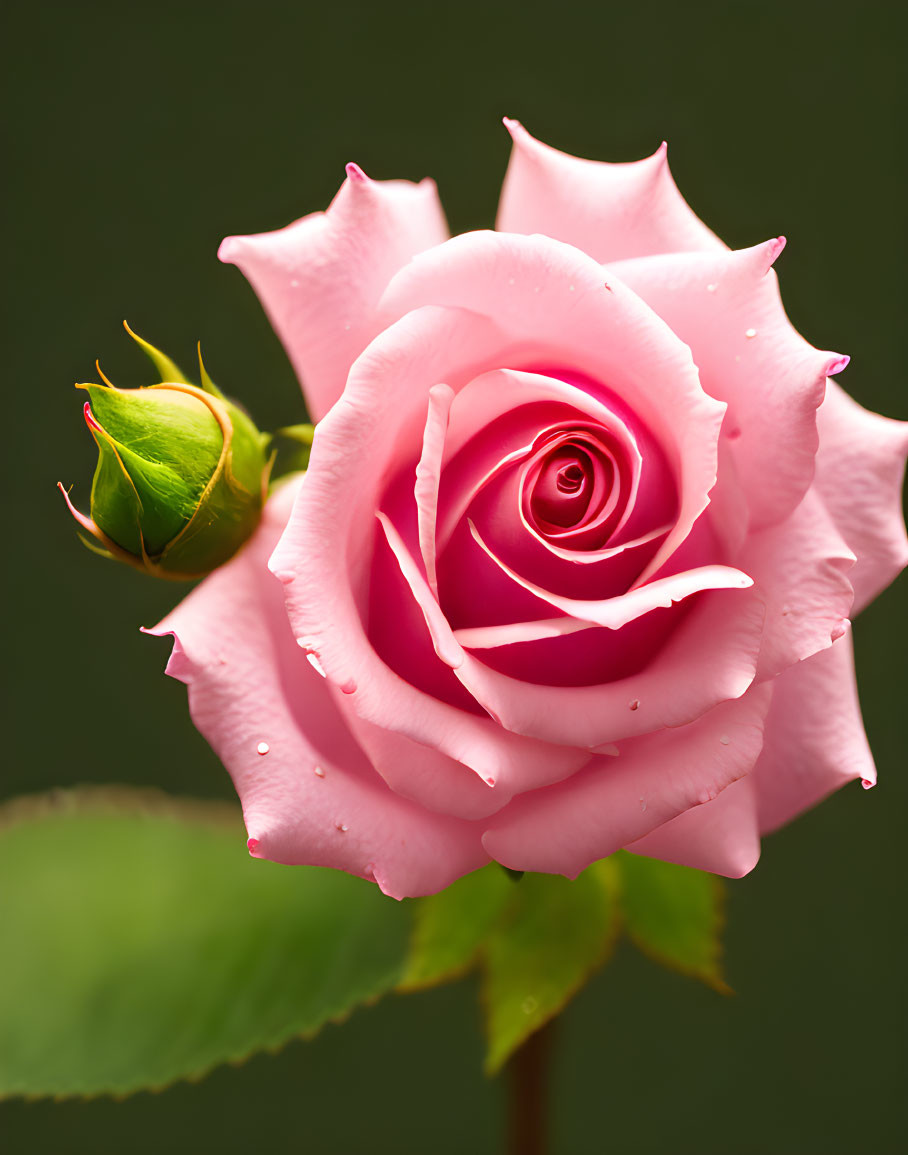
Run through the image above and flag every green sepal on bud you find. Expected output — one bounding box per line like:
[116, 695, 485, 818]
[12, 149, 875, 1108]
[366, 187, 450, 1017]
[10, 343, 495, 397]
[59, 324, 271, 580]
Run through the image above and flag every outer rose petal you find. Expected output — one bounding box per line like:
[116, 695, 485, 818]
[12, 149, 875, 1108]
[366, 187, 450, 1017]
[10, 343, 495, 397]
[148, 477, 488, 899]
[219, 167, 448, 421]
[482, 685, 773, 876]
[610, 241, 845, 529]
[742, 489, 855, 680]
[496, 119, 724, 261]
[753, 628, 876, 833]
[814, 380, 908, 612]
[626, 775, 761, 878]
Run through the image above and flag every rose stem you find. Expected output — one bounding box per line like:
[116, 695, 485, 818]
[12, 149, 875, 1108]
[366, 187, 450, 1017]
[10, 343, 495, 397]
[506, 1019, 557, 1155]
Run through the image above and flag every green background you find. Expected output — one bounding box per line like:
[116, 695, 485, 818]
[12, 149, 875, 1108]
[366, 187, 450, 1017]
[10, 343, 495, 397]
[4, 0, 905, 1151]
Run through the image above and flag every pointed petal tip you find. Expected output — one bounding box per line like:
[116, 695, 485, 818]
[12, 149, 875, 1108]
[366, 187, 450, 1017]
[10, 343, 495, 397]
[345, 161, 369, 183]
[824, 353, 851, 376]
[217, 235, 243, 265]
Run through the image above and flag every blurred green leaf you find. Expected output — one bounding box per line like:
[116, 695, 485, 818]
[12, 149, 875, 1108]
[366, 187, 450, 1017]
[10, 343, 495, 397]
[269, 423, 315, 482]
[618, 851, 728, 992]
[0, 789, 409, 1099]
[399, 864, 513, 991]
[481, 863, 618, 1074]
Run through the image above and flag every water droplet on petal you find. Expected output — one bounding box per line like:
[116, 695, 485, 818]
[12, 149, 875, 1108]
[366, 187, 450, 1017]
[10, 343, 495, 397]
[639, 796, 647, 812]
[314, 765, 326, 778]
[256, 741, 270, 756]
[335, 821, 349, 833]
[706, 283, 718, 293]
[629, 699, 640, 711]
[745, 328, 758, 339]
[719, 734, 731, 746]
[521, 996, 538, 1016]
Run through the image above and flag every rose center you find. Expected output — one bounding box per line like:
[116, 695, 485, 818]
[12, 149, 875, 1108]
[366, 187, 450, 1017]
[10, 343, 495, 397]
[531, 447, 597, 528]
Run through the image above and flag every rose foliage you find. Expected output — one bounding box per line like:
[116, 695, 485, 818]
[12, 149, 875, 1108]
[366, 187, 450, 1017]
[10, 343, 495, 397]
[152, 122, 907, 899]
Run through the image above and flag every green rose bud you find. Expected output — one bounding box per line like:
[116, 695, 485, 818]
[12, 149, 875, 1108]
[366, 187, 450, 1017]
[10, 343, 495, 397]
[60, 324, 271, 580]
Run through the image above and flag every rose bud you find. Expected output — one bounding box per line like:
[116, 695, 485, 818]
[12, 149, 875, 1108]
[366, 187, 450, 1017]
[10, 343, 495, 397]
[60, 326, 270, 580]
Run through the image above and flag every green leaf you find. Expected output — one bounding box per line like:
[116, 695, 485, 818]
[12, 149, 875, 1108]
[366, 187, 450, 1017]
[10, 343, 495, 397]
[617, 851, 728, 991]
[0, 789, 410, 1099]
[399, 864, 513, 991]
[481, 863, 618, 1074]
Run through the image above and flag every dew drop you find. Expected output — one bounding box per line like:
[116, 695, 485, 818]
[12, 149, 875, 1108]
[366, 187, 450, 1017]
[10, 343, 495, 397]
[745, 328, 758, 339]
[335, 821, 349, 833]
[639, 796, 647, 812]
[313, 765, 326, 778]
[629, 698, 640, 711]
[521, 996, 538, 1016]
[719, 734, 731, 746]
[706, 283, 718, 293]
[343, 322, 352, 331]
[256, 741, 270, 756]
[568, 284, 575, 292]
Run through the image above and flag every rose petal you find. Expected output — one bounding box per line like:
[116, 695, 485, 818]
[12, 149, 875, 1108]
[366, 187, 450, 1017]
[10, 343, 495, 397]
[496, 120, 724, 260]
[454, 586, 766, 749]
[814, 380, 908, 612]
[626, 775, 761, 878]
[219, 166, 448, 421]
[148, 478, 488, 899]
[742, 488, 855, 679]
[415, 383, 454, 598]
[468, 516, 753, 630]
[611, 239, 842, 529]
[380, 230, 726, 585]
[753, 628, 877, 833]
[270, 305, 591, 794]
[481, 686, 772, 876]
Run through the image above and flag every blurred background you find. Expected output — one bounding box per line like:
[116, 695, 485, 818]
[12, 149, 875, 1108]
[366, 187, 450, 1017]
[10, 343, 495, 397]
[3, 0, 905, 1151]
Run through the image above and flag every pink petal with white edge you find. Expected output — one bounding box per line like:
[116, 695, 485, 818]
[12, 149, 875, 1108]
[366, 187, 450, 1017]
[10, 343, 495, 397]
[626, 774, 761, 878]
[753, 628, 877, 834]
[148, 477, 488, 899]
[743, 488, 855, 680]
[814, 380, 908, 613]
[219, 166, 448, 421]
[415, 383, 454, 598]
[380, 230, 726, 585]
[496, 120, 724, 260]
[482, 685, 773, 877]
[611, 240, 843, 529]
[468, 517, 753, 629]
[270, 305, 591, 795]
[454, 585, 765, 750]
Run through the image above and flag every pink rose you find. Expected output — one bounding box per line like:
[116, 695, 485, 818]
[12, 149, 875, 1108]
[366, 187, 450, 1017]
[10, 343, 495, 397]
[152, 123, 908, 899]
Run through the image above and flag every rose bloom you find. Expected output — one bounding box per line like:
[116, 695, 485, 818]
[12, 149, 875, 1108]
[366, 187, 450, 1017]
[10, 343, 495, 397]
[153, 123, 907, 899]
